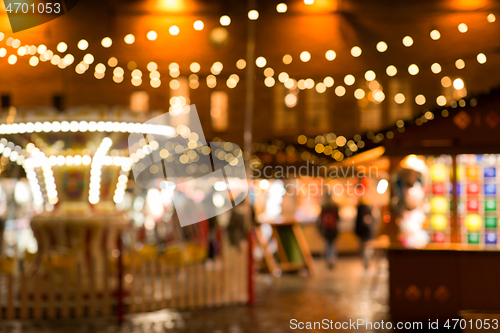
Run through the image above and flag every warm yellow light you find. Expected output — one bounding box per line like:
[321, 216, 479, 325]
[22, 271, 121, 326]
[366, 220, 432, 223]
[248, 10, 259, 20]
[283, 54, 292, 64]
[453, 78, 464, 90]
[8, 55, 17, 64]
[256, 56, 267, 68]
[147, 31, 158, 41]
[386, 65, 397, 76]
[487, 13, 496, 22]
[441, 76, 451, 87]
[458, 23, 468, 33]
[402, 36, 413, 47]
[169, 25, 180, 35]
[408, 64, 419, 75]
[193, 20, 204, 30]
[325, 50, 336, 61]
[316, 83, 327, 93]
[430, 30, 440, 40]
[354, 89, 365, 99]
[415, 94, 426, 105]
[344, 74, 355, 86]
[83, 53, 94, 64]
[335, 86, 346, 97]
[264, 77, 275, 87]
[477, 53, 487, 64]
[364, 70, 376, 81]
[57, 42, 68, 53]
[436, 95, 447, 106]
[161, 0, 183, 11]
[466, 214, 482, 231]
[108, 57, 118, 67]
[323, 76, 334, 87]
[304, 0, 314, 4]
[394, 93, 405, 104]
[431, 165, 446, 182]
[455, 59, 465, 69]
[101, 37, 112, 48]
[300, 51, 311, 62]
[124, 34, 135, 44]
[29, 56, 39, 66]
[351, 46, 362, 57]
[376, 41, 387, 52]
[190, 62, 200, 73]
[276, 3, 287, 13]
[236, 59, 246, 69]
[431, 63, 441, 74]
[77, 39, 89, 50]
[220, 15, 231, 26]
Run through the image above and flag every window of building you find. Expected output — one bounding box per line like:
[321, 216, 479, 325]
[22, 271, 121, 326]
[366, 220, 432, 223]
[210, 91, 229, 132]
[274, 84, 298, 134]
[1, 94, 10, 109]
[305, 89, 329, 134]
[130, 91, 149, 113]
[169, 77, 190, 128]
[388, 78, 412, 123]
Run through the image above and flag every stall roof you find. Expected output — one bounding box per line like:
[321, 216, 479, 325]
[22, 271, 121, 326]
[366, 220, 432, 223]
[352, 87, 500, 157]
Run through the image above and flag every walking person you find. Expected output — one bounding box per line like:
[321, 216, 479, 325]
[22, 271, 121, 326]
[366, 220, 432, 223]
[317, 195, 339, 269]
[355, 198, 373, 269]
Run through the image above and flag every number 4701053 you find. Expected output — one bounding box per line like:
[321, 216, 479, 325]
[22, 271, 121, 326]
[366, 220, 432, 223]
[444, 318, 499, 330]
[5, 2, 61, 14]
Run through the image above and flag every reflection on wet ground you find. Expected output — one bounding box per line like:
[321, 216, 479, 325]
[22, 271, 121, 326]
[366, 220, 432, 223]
[0, 257, 390, 332]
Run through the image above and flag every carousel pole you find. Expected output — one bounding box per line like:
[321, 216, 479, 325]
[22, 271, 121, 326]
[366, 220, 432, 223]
[244, 0, 256, 305]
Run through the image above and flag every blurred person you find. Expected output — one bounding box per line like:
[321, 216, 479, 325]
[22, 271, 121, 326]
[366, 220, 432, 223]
[317, 194, 339, 269]
[355, 197, 373, 269]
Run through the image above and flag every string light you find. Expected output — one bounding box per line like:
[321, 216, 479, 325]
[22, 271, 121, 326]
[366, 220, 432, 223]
[386, 65, 397, 76]
[147, 31, 158, 41]
[220, 15, 231, 26]
[431, 63, 441, 74]
[56, 42, 67, 53]
[402, 36, 413, 47]
[325, 50, 336, 61]
[77, 39, 89, 50]
[350, 46, 362, 57]
[430, 30, 441, 40]
[277, 3, 287, 13]
[248, 10, 259, 20]
[376, 41, 387, 52]
[300, 51, 311, 62]
[101, 37, 112, 48]
[458, 23, 468, 33]
[477, 53, 487, 64]
[193, 20, 204, 30]
[455, 59, 465, 69]
[124, 34, 135, 44]
[169, 25, 180, 35]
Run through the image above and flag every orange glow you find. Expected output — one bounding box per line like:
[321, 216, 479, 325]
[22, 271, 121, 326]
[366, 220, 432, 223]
[160, 0, 184, 11]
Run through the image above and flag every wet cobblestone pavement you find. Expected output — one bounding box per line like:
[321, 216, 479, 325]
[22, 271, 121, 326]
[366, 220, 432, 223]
[0, 257, 390, 332]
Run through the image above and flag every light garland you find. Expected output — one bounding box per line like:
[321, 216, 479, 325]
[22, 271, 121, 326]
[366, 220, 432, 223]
[89, 137, 113, 205]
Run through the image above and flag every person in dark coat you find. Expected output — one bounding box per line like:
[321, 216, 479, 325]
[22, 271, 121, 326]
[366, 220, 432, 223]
[355, 198, 373, 269]
[317, 195, 339, 269]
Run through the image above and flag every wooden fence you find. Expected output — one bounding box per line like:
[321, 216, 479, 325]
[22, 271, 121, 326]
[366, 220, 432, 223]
[0, 239, 249, 319]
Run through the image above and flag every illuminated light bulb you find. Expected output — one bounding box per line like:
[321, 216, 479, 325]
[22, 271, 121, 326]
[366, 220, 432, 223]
[0, 48, 6, 57]
[487, 13, 496, 22]
[264, 77, 275, 87]
[436, 95, 447, 106]
[304, 0, 314, 4]
[408, 64, 419, 75]
[305, 78, 315, 89]
[57, 42, 68, 53]
[325, 50, 336, 61]
[255, 56, 267, 68]
[477, 53, 487, 64]
[220, 15, 231, 26]
[29, 56, 39, 66]
[415, 94, 426, 105]
[37, 44, 47, 54]
[248, 10, 259, 20]
[264, 68, 274, 77]
[124, 34, 135, 44]
[17, 47, 27, 56]
[377, 179, 389, 194]
[147, 31, 158, 40]
[8, 55, 17, 65]
[193, 20, 204, 30]
[282, 54, 292, 64]
[466, 214, 481, 231]
[323, 76, 334, 87]
[394, 93, 405, 104]
[373, 90, 385, 102]
[455, 59, 465, 69]
[430, 30, 440, 40]
[354, 89, 365, 99]
[344, 74, 355, 86]
[300, 51, 311, 62]
[402, 36, 413, 47]
[431, 63, 441, 74]
[278, 72, 289, 83]
[453, 78, 464, 90]
[276, 3, 287, 13]
[64, 54, 75, 65]
[351, 46, 362, 57]
[83, 53, 94, 64]
[441, 76, 451, 87]
[386, 65, 397, 76]
[11, 39, 21, 48]
[335, 86, 346, 97]
[147, 62, 158, 72]
[101, 37, 112, 48]
[77, 39, 89, 50]
[458, 23, 468, 33]
[431, 214, 447, 231]
[236, 59, 246, 69]
[376, 41, 387, 52]
[169, 25, 180, 35]
[316, 83, 326, 93]
[364, 70, 376, 81]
